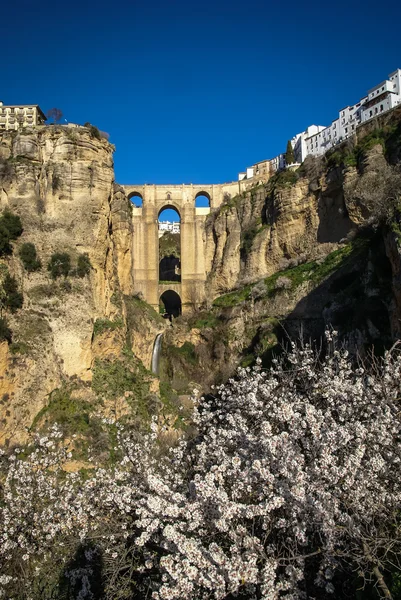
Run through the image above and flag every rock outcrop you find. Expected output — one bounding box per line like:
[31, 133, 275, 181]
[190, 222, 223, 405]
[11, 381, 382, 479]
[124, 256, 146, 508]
[0, 126, 143, 443]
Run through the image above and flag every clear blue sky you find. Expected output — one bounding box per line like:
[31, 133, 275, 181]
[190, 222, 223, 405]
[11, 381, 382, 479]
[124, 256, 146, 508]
[2, 0, 401, 185]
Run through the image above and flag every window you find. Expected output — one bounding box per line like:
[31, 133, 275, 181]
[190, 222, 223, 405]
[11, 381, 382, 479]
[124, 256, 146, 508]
[380, 104, 384, 112]
[345, 127, 348, 134]
[370, 110, 373, 117]
[382, 86, 384, 91]
[375, 107, 378, 114]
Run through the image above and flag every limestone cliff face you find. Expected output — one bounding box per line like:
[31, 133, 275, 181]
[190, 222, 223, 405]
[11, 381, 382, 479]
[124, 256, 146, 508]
[0, 126, 140, 442]
[204, 168, 353, 297]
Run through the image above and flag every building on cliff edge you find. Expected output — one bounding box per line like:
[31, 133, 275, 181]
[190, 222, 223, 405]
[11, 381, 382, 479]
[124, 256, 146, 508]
[239, 68, 401, 183]
[0, 102, 46, 130]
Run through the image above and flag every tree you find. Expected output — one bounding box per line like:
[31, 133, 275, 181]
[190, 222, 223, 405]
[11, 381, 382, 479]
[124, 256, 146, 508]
[19, 242, 41, 272]
[47, 252, 71, 279]
[0, 317, 12, 342]
[46, 108, 63, 124]
[0, 210, 23, 256]
[1, 210, 22, 241]
[285, 139, 295, 165]
[0, 333, 400, 599]
[2, 274, 23, 312]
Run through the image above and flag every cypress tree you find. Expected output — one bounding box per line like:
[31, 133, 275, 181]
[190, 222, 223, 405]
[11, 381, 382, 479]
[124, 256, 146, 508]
[285, 140, 295, 165]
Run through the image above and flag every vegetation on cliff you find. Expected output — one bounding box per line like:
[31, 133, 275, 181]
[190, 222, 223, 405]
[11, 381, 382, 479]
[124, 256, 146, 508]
[1, 338, 401, 599]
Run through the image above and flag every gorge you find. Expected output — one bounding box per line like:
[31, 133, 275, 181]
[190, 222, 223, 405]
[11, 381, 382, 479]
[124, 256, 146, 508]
[0, 108, 401, 444]
[0, 107, 401, 600]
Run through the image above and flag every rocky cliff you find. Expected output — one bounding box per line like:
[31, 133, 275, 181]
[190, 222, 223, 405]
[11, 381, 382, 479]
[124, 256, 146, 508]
[0, 126, 161, 444]
[161, 113, 401, 394]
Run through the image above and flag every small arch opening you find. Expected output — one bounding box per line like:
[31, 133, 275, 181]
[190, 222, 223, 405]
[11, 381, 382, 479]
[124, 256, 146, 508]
[160, 290, 182, 320]
[195, 192, 211, 208]
[158, 206, 181, 282]
[128, 192, 143, 208]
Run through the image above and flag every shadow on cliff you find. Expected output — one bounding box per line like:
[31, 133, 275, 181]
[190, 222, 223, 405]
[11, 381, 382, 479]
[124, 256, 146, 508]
[316, 168, 355, 243]
[260, 230, 394, 365]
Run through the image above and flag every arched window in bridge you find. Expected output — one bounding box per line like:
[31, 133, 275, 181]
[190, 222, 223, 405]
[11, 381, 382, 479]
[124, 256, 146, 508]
[195, 192, 211, 208]
[128, 192, 143, 208]
[158, 206, 181, 283]
[160, 290, 182, 319]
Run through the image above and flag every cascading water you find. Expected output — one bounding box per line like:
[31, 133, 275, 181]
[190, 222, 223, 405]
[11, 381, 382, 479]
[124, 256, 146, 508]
[151, 333, 163, 375]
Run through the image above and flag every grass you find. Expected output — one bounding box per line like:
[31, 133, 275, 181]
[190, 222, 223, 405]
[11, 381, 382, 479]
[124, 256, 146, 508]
[213, 239, 368, 309]
[189, 311, 221, 329]
[167, 342, 198, 366]
[30, 386, 104, 460]
[125, 294, 164, 328]
[213, 284, 252, 308]
[93, 317, 124, 336]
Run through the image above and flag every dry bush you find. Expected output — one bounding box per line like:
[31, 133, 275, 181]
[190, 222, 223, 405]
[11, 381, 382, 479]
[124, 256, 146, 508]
[275, 275, 292, 290]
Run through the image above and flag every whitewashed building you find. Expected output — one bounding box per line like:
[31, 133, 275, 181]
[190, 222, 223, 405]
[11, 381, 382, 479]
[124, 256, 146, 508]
[291, 125, 326, 163]
[237, 68, 401, 183]
[361, 69, 401, 123]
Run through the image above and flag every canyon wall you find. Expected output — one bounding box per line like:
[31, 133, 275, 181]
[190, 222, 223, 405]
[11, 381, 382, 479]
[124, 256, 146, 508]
[0, 126, 161, 443]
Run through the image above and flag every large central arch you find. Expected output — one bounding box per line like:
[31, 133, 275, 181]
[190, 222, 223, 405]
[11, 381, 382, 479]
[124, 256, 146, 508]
[158, 206, 181, 283]
[160, 290, 182, 318]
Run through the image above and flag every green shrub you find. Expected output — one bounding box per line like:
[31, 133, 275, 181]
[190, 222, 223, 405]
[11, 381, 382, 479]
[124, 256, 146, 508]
[47, 253, 71, 279]
[2, 274, 23, 312]
[31, 385, 103, 448]
[76, 253, 91, 277]
[0, 317, 11, 342]
[270, 169, 298, 188]
[1, 210, 23, 240]
[84, 123, 102, 140]
[19, 242, 41, 272]
[9, 341, 28, 355]
[0, 210, 23, 256]
[0, 224, 12, 256]
[92, 355, 154, 424]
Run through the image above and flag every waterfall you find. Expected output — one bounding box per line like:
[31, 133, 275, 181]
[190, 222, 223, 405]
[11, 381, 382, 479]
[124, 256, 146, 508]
[151, 333, 163, 375]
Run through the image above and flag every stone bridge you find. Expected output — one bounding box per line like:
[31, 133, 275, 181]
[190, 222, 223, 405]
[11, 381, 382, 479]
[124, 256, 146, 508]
[123, 182, 246, 313]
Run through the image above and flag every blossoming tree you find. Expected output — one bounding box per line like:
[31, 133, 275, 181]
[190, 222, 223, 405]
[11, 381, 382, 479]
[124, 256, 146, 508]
[1, 333, 400, 599]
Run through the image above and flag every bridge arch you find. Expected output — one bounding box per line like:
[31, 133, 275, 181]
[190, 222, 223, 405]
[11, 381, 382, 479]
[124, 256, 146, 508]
[158, 204, 181, 220]
[128, 191, 143, 208]
[194, 191, 211, 208]
[160, 289, 182, 319]
[158, 206, 181, 283]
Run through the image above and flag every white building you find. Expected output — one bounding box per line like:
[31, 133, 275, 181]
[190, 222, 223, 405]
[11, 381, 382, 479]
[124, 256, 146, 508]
[361, 69, 401, 123]
[291, 125, 326, 163]
[158, 221, 180, 237]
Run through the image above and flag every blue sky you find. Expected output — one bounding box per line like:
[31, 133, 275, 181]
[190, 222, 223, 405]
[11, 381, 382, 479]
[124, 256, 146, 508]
[2, 0, 401, 186]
